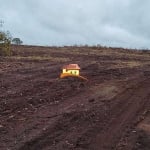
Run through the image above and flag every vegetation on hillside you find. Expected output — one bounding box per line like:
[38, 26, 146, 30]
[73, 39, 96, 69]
[0, 31, 11, 56]
[12, 38, 23, 45]
[0, 20, 23, 56]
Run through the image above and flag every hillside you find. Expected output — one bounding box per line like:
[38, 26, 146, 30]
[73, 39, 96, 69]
[0, 45, 150, 150]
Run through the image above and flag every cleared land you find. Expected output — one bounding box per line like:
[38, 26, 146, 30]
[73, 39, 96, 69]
[0, 45, 150, 150]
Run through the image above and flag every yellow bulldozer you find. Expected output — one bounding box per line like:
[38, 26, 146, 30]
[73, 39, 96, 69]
[60, 64, 88, 81]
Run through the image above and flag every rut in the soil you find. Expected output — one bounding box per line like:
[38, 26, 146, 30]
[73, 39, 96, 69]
[91, 77, 150, 150]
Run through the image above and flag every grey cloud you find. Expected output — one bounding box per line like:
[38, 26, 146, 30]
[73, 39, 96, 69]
[0, 0, 150, 48]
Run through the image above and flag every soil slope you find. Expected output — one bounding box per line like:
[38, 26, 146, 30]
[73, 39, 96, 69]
[0, 45, 150, 150]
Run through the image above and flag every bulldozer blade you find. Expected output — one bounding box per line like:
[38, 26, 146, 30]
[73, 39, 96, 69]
[60, 73, 88, 81]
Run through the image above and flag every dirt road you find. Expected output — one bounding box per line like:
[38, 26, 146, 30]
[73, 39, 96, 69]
[0, 45, 150, 150]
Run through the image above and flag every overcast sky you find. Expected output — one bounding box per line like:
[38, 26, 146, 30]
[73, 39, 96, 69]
[0, 0, 150, 48]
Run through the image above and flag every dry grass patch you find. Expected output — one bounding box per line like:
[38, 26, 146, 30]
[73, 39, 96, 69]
[10, 56, 70, 62]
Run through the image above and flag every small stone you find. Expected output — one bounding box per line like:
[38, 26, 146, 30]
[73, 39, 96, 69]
[0, 125, 3, 128]
[54, 101, 59, 104]
[9, 115, 14, 119]
[43, 128, 46, 131]
[88, 98, 95, 102]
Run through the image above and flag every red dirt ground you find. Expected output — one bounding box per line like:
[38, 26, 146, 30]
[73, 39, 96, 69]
[0, 45, 150, 150]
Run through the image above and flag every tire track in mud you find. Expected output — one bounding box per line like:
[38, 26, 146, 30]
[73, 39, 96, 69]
[6, 77, 149, 150]
[10, 77, 139, 150]
[91, 77, 150, 150]
[8, 80, 105, 150]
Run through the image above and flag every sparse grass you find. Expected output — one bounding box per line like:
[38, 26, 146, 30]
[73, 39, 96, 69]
[10, 56, 70, 62]
[114, 61, 142, 68]
[42, 48, 150, 61]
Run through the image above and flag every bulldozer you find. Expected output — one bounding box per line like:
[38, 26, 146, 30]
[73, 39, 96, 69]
[60, 64, 88, 81]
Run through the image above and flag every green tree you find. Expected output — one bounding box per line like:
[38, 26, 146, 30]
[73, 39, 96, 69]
[0, 20, 11, 56]
[12, 38, 23, 45]
[0, 31, 11, 56]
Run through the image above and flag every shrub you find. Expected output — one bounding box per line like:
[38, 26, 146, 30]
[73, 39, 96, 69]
[0, 31, 11, 56]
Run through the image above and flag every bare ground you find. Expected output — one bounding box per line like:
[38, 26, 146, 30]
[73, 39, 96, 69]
[0, 45, 150, 150]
